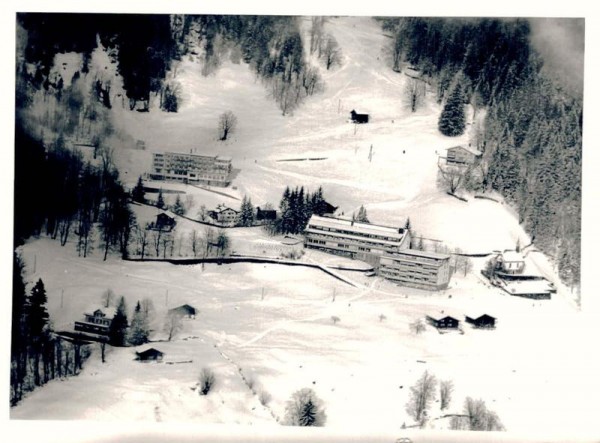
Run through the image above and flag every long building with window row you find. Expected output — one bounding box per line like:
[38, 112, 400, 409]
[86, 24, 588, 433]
[304, 215, 411, 266]
[379, 249, 451, 290]
[149, 151, 232, 187]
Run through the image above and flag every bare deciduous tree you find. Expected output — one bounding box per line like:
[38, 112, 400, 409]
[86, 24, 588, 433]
[440, 379, 454, 411]
[409, 318, 426, 335]
[437, 164, 466, 195]
[218, 111, 237, 141]
[321, 35, 342, 70]
[405, 78, 426, 113]
[392, 33, 403, 72]
[406, 370, 437, 426]
[164, 312, 183, 342]
[309, 17, 325, 54]
[135, 224, 149, 259]
[102, 289, 115, 308]
[190, 230, 200, 257]
[451, 397, 504, 431]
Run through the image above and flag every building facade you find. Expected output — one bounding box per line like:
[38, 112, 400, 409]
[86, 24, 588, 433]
[304, 215, 411, 265]
[208, 204, 240, 226]
[378, 249, 451, 290]
[74, 308, 114, 336]
[445, 145, 482, 166]
[150, 152, 232, 187]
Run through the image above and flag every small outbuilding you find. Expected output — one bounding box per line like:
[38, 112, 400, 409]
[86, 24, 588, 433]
[350, 109, 369, 124]
[465, 314, 496, 329]
[256, 206, 277, 222]
[136, 348, 164, 362]
[153, 212, 176, 231]
[426, 315, 460, 329]
[168, 304, 197, 319]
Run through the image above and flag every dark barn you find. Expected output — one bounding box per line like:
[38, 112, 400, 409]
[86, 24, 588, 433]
[350, 109, 369, 124]
[426, 315, 459, 329]
[465, 314, 496, 329]
[154, 212, 176, 231]
[136, 348, 164, 362]
[169, 304, 197, 319]
[256, 207, 277, 222]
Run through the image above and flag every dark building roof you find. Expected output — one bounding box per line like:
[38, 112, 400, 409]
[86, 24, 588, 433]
[136, 348, 164, 360]
[169, 304, 197, 317]
[465, 314, 496, 327]
[256, 207, 277, 221]
[350, 109, 369, 123]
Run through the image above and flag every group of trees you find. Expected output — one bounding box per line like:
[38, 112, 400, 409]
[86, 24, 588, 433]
[180, 15, 325, 115]
[18, 14, 180, 113]
[14, 123, 136, 261]
[276, 186, 329, 235]
[406, 370, 503, 431]
[11, 255, 90, 405]
[382, 17, 582, 288]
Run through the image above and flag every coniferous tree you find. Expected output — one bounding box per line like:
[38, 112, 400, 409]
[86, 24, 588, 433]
[239, 195, 255, 227]
[132, 176, 145, 203]
[109, 296, 128, 347]
[438, 82, 466, 136]
[355, 205, 370, 223]
[28, 279, 50, 386]
[172, 194, 186, 216]
[128, 301, 149, 346]
[156, 189, 165, 209]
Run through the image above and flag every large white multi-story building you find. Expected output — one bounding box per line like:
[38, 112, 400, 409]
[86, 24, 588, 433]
[379, 249, 451, 290]
[150, 152, 232, 187]
[304, 215, 411, 265]
[304, 214, 452, 290]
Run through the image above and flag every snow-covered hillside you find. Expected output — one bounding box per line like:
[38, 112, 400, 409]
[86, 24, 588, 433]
[12, 16, 597, 437]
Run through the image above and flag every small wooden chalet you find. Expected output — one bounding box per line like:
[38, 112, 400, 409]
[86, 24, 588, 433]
[350, 109, 369, 124]
[168, 304, 197, 319]
[152, 212, 176, 232]
[426, 314, 460, 329]
[256, 206, 277, 222]
[465, 314, 496, 329]
[74, 307, 115, 336]
[208, 204, 239, 226]
[445, 145, 482, 166]
[136, 348, 164, 362]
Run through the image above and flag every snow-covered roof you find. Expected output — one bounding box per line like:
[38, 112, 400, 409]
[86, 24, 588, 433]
[500, 251, 524, 262]
[447, 145, 482, 156]
[307, 215, 407, 243]
[391, 249, 451, 260]
[427, 313, 460, 322]
[84, 306, 116, 318]
[502, 279, 552, 295]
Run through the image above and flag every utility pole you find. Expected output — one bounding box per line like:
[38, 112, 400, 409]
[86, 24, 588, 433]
[61, 289, 64, 308]
[261, 287, 265, 301]
[332, 287, 336, 302]
[165, 289, 169, 307]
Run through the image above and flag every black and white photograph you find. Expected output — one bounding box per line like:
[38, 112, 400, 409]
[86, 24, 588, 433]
[5, 2, 598, 442]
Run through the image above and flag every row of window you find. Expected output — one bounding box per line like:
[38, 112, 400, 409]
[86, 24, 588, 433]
[307, 233, 397, 251]
[307, 225, 402, 243]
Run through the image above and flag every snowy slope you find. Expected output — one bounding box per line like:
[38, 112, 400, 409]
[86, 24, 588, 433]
[11, 16, 596, 436]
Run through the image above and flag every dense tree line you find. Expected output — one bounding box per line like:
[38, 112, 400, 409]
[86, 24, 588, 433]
[19, 14, 325, 115]
[381, 17, 582, 288]
[277, 186, 329, 235]
[11, 254, 90, 405]
[14, 119, 135, 260]
[18, 13, 178, 111]
[183, 15, 324, 115]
